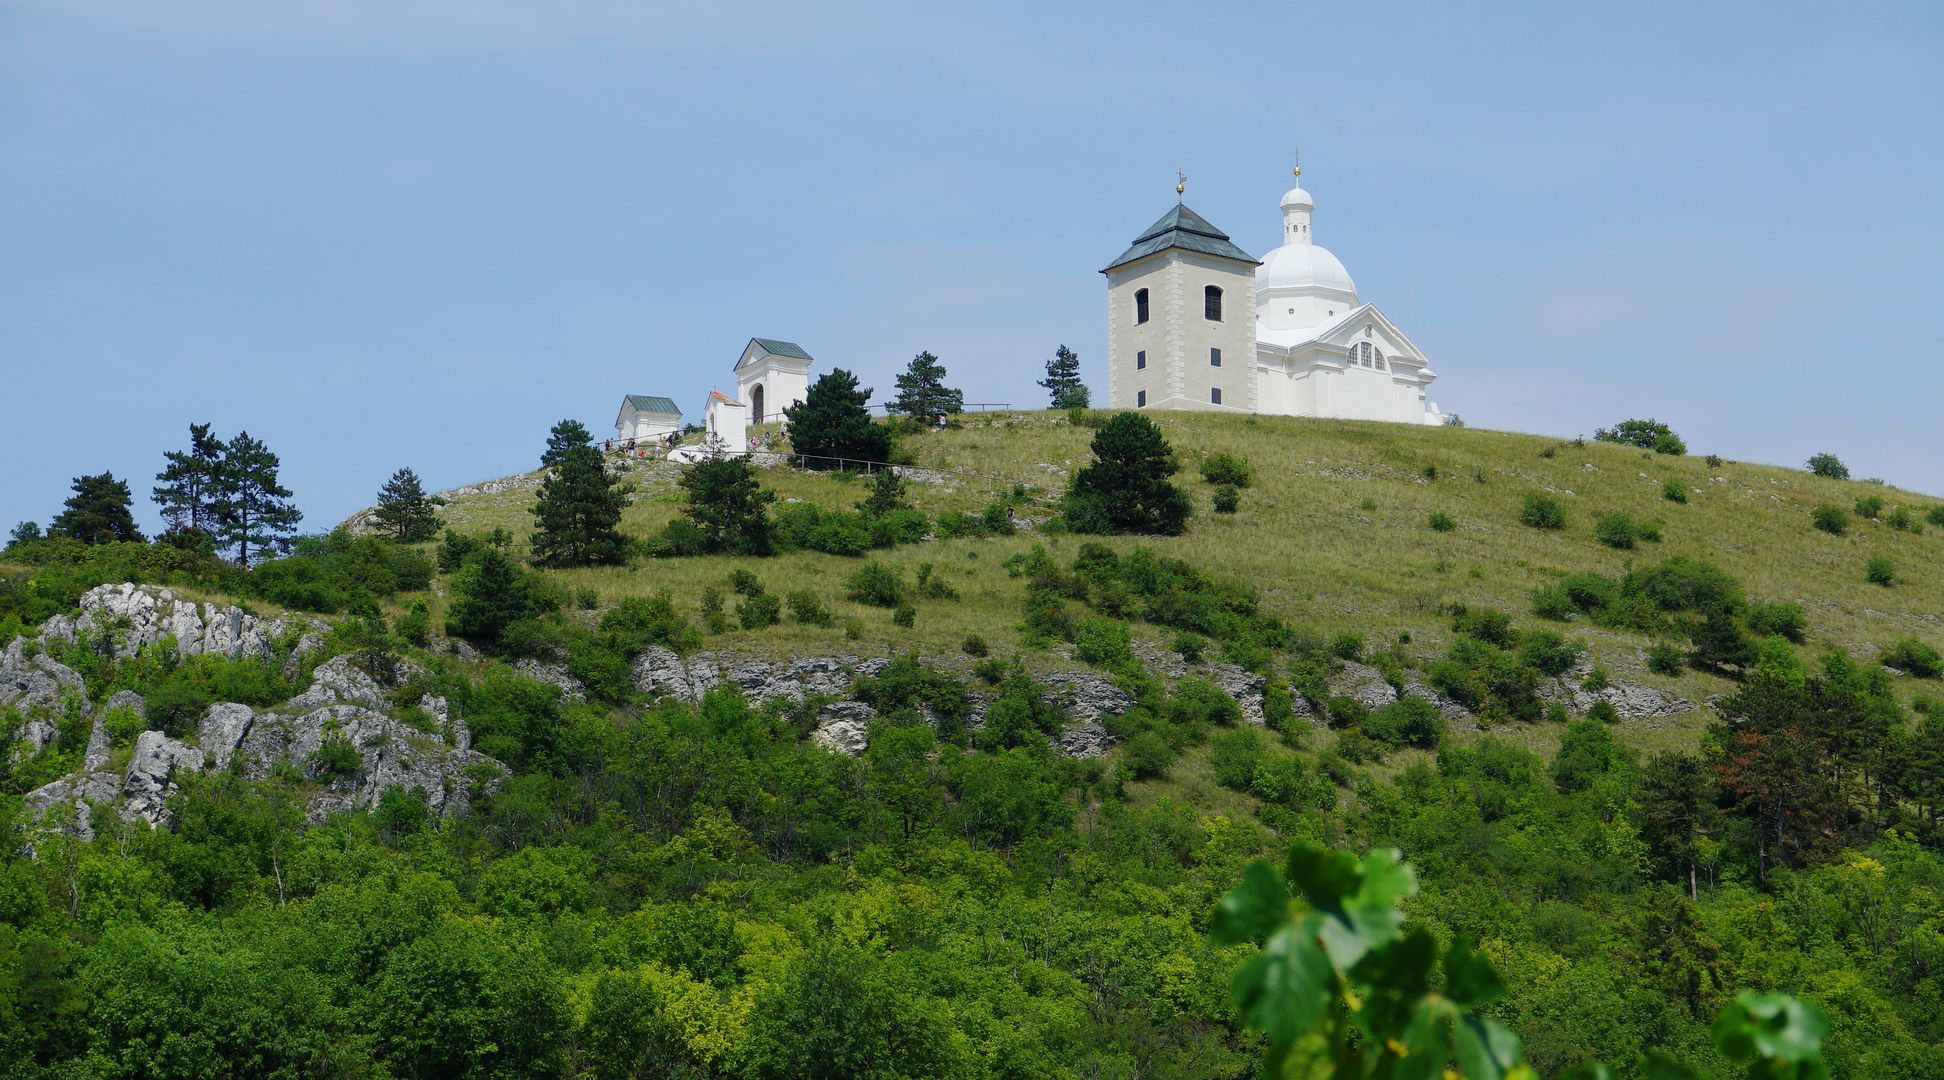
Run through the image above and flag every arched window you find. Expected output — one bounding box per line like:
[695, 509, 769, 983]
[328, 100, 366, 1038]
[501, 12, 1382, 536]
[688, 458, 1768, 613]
[1347, 341, 1388, 370]
[1134, 288, 1150, 324]
[1204, 285, 1223, 322]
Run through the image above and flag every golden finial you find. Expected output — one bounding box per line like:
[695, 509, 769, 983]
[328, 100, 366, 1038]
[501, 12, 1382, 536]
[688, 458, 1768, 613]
[1175, 169, 1186, 197]
[1292, 146, 1302, 179]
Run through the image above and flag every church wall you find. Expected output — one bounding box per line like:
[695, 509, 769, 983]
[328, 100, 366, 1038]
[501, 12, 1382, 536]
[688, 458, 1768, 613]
[1104, 258, 1172, 410]
[1111, 251, 1255, 412]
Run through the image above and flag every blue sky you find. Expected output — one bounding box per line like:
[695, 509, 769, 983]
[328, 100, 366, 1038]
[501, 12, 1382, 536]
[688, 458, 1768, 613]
[3, 0, 1941, 535]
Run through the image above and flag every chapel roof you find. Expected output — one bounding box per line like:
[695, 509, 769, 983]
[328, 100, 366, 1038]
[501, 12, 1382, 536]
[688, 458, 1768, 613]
[1102, 203, 1258, 273]
[749, 338, 813, 360]
[621, 394, 682, 416]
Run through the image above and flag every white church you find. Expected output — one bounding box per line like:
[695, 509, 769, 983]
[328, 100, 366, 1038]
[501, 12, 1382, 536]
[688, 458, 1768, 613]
[1103, 166, 1444, 424]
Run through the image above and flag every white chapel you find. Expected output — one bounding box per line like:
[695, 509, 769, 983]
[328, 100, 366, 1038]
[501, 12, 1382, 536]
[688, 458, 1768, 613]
[1102, 166, 1444, 424]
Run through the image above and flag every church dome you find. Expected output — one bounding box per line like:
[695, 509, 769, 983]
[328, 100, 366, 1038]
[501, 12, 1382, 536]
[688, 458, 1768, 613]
[1256, 240, 1356, 299]
[1279, 184, 1314, 211]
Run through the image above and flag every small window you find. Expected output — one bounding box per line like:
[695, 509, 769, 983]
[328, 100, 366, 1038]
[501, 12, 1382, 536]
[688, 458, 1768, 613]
[1136, 349, 1146, 370]
[1137, 390, 1147, 408]
[1135, 288, 1150, 324]
[1210, 387, 1222, 405]
[1210, 347, 1221, 367]
[1204, 285, 1223, 322]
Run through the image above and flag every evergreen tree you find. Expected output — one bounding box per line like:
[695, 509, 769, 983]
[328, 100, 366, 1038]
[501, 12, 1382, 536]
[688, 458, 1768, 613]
[49, 472, 143, 544]
[541, 419, 594, 470]
[856, 468, 907, 517]
[785, 368, 892, 469]
[210, 431, 302, 568]
[530, 443, 631, 567]
[1638, 751, 1721, 898]
[1039, 344, 1089, 409]
[1063, 412, 1191, 535]
[7, 521, 41, 547]
[372, 467, 441, 543]
[445, 547, 550, 648]
[674, 455, 775, 555]
[888, 351, 963, 421]
[152, 422, 226, 534]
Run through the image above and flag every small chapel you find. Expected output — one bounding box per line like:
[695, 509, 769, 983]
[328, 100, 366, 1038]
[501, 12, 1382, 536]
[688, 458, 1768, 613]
[1102, 164, 1445, 424]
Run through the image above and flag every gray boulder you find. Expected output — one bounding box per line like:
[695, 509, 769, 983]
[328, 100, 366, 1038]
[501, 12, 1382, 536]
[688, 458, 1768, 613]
[123, 731, 205, 824]
[0, 638, 88, 715]
[86, 691, 145, 771]
[1328, 661, 1398, 711]
[1205, 663, 1269, 725]
[513, 659, 587, 701]
[811, 701, 876, 755]
[37, 583, 324, 664]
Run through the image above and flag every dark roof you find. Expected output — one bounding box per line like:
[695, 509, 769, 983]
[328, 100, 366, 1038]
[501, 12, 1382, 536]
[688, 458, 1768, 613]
[1102, 203, 1258, 273]
[749, 337, 813, 360]
[621, 394, 681, 416]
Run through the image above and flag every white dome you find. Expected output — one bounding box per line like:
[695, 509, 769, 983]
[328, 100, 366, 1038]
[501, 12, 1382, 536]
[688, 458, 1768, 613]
[1256, 241, 1356, 299]
[1280, 185, 1314, 211]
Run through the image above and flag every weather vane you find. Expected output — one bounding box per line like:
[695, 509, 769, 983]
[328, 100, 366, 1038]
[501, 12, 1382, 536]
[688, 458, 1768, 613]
[1176, 169, 1186, 197]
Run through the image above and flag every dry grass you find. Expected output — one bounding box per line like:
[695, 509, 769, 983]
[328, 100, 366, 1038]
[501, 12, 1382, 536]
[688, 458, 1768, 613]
[420, 410, 1944, 758]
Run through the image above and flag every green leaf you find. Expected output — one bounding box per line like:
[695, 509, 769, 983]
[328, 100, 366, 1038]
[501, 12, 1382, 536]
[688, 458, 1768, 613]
[1229, 927, 1332, 1045]
[1452, 1015, 1523, 1080]
[1286, 844, 1364, 907]
[1212, 859, 1292, 946]
[1711, 991, 1827, 1066]
[1441, 937, 1506, 1008]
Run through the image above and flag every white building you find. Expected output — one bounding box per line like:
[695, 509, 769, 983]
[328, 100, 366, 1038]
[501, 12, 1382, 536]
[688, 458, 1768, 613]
[704, 389, 748, 451]
[614, 395, 683, 443]
[734, 338, 814, 425]
[1103, 168, 1443, 424]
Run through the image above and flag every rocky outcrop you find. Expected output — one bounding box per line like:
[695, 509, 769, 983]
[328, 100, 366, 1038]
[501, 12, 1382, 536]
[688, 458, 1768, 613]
[122, 731, 205, 824]
[1040, 671, 1137, 759]
[1329, 661, 1399, 711]
[811, 701, 875, 755]
[1205, 664, 1269, 726]
[1540, 675, 1692, 722]
[1, 638, 88, 715]
[513, 659, 586, 701]
[633, 650, 892, 706]
[87, 691, 144, 771]
[35, 583, 325, 665]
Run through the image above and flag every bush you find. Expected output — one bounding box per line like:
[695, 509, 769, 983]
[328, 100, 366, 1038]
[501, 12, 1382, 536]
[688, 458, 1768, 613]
[1662, 479, 1689, 504]
[1811, 505, 1849, 535]
[891, 602, 916, 628]
[844, 563, 905, 608]
[737, 593, 782, 630]
[1531, 584, 1576, 621]
[1519, 494, 1565, 529]
[1363, 696, 1443, 750]
[785, 590, 833, 627]
[1646, 641, 1686, 676]
[396, 599, 431, 646]
[960, 634, 988, 657]
[1854, 494, 1885, 520]
[1881, 637, 1943, 678]
[1885, 506, 1921, 533]
[1427, 511, 1456, 532]
[1866, 556, 1895, 586]
[1594, 512, 1640, 549]
[1517, 628, 1584, 676]
[445, 549, 557, 649]
[1327, 632, 1364, 661]
[1211, 485, 1241, 514]
[1806, 452, 1849, 479]
[1928, 505, 1944, 528]
[309, 734, 363, 783]
[1123, 731, 1172, 780]
[1586, 700, 1621, 725]
[1199, 452, 1254, 488]
[1450, 607, 1514, 647]
[673, 455, 776, 556]
[1173, 632, 1205, 665]
[1595, 418, 1684, 454]
[1744, 601, 1807, 643]
[914, 562, 958, 600]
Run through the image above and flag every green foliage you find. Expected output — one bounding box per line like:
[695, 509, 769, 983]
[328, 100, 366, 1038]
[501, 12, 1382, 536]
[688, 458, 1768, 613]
[49, 472, 144, 545]
[251, 529, 433, 613]
[786, 368, 892, 467]
[1064, 412, 1192, 536]
[308, 733, 363, 782]
[1663, 478, 1690, 503]
[1647, 640, 1687, 675]
[1928, 504, 1944, 528]
[529, 431, 632, 568]
[887, 350, 964, 420]
[1200, 451, 1255, 488]
[1039, 343, 1089, 409]
[444, 548, 557, 649]
[1595, 512, 1643, 549]
[1852, 494, 1884, 520]
[397, 598, 431, 646]
[1880, 636, 1942, 677]
[1211, 484, 1241, 514]
[844, 561, 906, 608]
[1806, 452, 1849, 479]
[372, 467, 441, 543]
[1745, 601, 1808, 643]
[772, 503, 884, 557]
[1810, 505, 1849, 535]
[208, 431, 303, 568]
[661, 455, 774, 556]
[1428, 510, 1457, 532]
[737, 593, 782, 630]
[540, 418, 594, 469]
[1596, 418, 1685, 454]
[856, 468, 907, 517]
[1520, 493, 1566, 529]
[785, 590, 833, 628]
[1865, 556, 1894, 586]
[1884, 505, 1921, 533]
[1364, 695, 1444, 750]
[151, 421, 226, 535]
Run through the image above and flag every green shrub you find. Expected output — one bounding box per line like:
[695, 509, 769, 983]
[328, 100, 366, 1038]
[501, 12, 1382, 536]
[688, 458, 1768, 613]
[845, 562, 906, 607]
[1853, 494, 1885, 520]
[1586, 700, 1621, 725]
[1881, 637, 1943, 678]
[1450, 606, 1514, 647]
[736, 594, 781, 630]
[1427, 510, 1456, 532]
[1744, 601, 1807, 643]
[1211, 485, 1241, 514]
[1074, 617, 1134, 670]
[1173, 632, 1205, 665]
[699, 588, 730, 634]
[309, 734, 363, 783]
[1517, 628, 1583, 676]
[1199, 452, 1254, 488]
[1885, 506, 1921, 533]
[1594, 512, 1640, 549]
[960, 634, 988, 657]
[1806, 452, 1849, 479]
[1327, 632, 1364, 661]
[1123, 731, 1171, 779]
[1063, 412, 1191, 536]
[786, 590, 833, 627]
[843, 618, 864, 641]
[575, 588, 599, 610]
[914, 562, 958, 601]
[1811, 505, 1849, 535]
[1866, 557, 1895, 586]
[1531, 584, 1575, 621]
[891, 602, 916, 628]
[1595, 418, 1684, 453]
[396, 599, 431, 646]
[730, 568, 765, 598]
[1635, 518, 1663, 543]
[1646, 641, 1686, 676]
[1363, 696, 1443, 750]
[599, 593, 702, 655]
[1928, 505, 1944, 528]
[1519, 493, 1565, 529]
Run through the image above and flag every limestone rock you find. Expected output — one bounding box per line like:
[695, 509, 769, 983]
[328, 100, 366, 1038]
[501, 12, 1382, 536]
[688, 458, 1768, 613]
[1542, 676, 1692, 722]
[1328, 661, 1398, 711]
[1204, 664, 1268, 725]
[87, 691, 145, 771]
[37, 583, 323, 664]
[23, 771, 122, 841]
[197, 703, 257, 772]
[1058, 718, 1117, 758]
[123, 731, 205, 824]
[0, 638, 88, 715]
[1039, 671, 1135, 725]
[811, 701, 876, 755]
[513, 659, 587, 701]
[1399, 680, 1473, 727]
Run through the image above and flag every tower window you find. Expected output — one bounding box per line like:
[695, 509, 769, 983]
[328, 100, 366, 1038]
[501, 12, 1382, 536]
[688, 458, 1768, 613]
[1136, 349, 1146, 370]
[1204, 285, 1223, 322]
[1134, 288, 1149, 324]
[1210, 387, 1222, 405]
[1137, 390, 1147, 407]
[1210, 348, 1221, 367]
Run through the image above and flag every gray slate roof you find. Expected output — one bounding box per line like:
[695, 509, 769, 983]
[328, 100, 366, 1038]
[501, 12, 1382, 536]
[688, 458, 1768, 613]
[621, 394, 682, 416]
[750, 337, 813, 360]
[1102, 203, 1258, 273]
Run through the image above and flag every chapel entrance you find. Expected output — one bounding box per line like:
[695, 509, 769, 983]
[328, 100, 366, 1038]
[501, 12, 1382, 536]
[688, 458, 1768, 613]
[751, 384, 765, 423]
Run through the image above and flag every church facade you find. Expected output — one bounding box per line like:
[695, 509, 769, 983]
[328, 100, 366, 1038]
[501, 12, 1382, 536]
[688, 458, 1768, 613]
[1103, 170, 1444, 425]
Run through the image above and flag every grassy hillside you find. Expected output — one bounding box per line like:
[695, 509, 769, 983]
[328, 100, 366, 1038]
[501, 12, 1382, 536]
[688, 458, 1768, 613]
[428, 410, 1944, 760]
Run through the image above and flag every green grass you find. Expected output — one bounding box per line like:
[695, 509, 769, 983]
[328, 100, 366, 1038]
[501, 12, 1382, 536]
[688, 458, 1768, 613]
[419, 410, 1944, 754]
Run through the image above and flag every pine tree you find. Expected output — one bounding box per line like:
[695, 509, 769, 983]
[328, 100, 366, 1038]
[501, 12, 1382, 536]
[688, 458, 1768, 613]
[677, 455, 775, 556]
[372, 467, 441, 543]
[210, 431, 302, 568]
[49, 473, 143, 544]
[1063, 412, 1191, 535]
[542, 419, 595, 470]
[530, 442, 632, 567]
[785, 368, 892, 469]
[152, 422, 226, 534]
[888, 351, 964, 421]
[7, 521, 41, 547]
[445, 547, 548, 648]
[1039, 345, 1089, 409]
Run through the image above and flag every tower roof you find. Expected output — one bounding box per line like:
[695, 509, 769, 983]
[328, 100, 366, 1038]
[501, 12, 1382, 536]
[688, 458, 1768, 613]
[1102, 203, 1258, 273]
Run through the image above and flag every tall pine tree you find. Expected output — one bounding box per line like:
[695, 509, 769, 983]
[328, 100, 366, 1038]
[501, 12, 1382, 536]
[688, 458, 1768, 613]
[49, 472, 143, 544]
[211, 431, 302, 568]
[1039, 345, 1089, 409]
[372, 467, 441, 543]
[888, 351, 964, 421]
[1062, 412, 1191, 535]
[786, 369, 892, 469]
[152, 422, 226, 535]
[530, 429, 632, 567]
